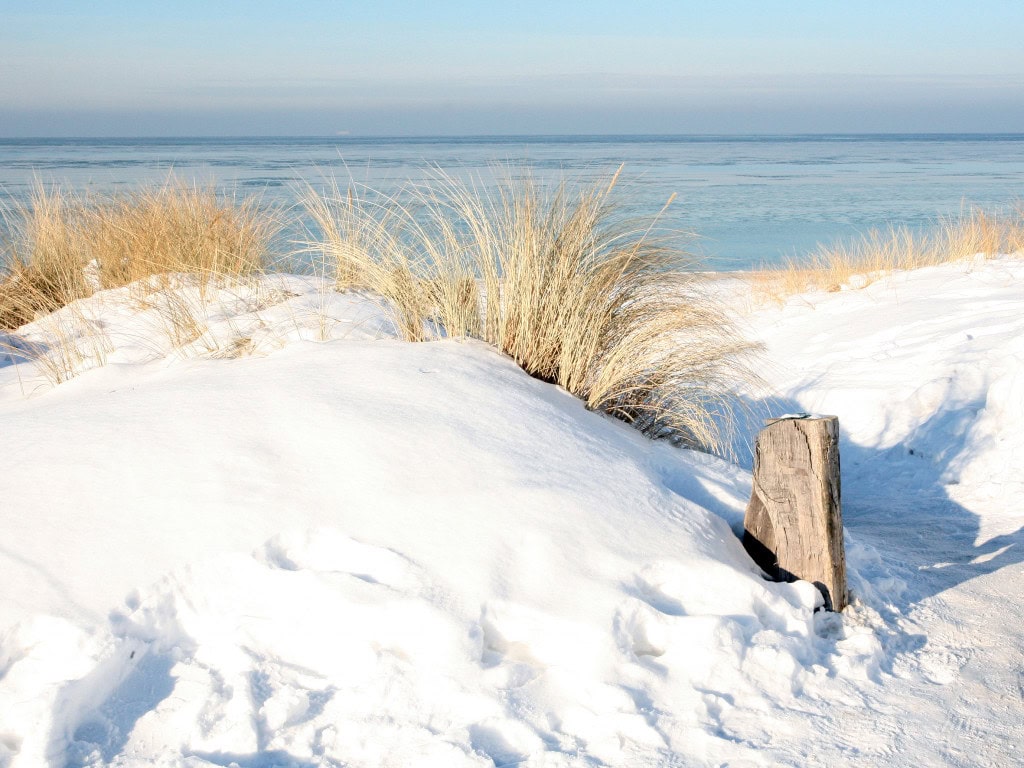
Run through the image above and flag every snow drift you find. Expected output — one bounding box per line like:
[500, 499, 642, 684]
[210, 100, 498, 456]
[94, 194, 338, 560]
[2, 257, 1022, 766]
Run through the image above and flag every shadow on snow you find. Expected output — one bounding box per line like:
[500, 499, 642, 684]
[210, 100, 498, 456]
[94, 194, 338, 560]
[725, 391, 1023, 615]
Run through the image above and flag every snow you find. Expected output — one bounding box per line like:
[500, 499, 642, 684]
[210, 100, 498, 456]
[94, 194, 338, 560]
[1, 258, 1022, 767]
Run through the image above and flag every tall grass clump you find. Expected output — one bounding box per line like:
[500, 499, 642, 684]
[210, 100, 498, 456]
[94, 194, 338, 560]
[0, 181, 275, 330]
[754, 203, 1024, 299]
[304, 170, 756, 454]
[0, 185, 92, 328]
[84, 184, 272, 287]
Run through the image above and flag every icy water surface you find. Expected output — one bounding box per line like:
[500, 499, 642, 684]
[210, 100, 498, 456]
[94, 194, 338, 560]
[1, 134, 1022, 269]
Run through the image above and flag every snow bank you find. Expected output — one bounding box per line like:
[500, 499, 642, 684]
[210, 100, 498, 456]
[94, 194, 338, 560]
[0, 281, 857, 767]
[2, 259, 1022, 766]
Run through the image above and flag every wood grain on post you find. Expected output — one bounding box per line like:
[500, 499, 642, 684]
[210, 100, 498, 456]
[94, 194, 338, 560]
[743, 415, 848, 611]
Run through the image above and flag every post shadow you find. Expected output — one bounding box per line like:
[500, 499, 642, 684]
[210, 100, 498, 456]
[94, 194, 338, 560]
[724, 391, 1024, 615]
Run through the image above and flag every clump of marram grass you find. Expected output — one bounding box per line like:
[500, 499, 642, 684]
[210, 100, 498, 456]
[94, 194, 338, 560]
[0, 185, 93, 328]
[83, 184, 273, 288]
[937, 203, 1024, 261]
[0, 181, 279, 389]
[0, 181, 276, 330]
[303, 170, 757, 454]
[752, 204, 1024, 300]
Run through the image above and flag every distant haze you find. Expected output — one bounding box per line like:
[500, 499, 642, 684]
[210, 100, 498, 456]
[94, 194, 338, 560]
[3, 1, 1023, 136]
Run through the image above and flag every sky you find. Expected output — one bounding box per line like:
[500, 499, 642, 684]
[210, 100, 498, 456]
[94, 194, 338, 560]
[2, 0, 1023, 136]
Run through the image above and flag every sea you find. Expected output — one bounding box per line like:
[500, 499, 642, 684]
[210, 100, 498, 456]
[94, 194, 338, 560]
[1, 134, 1022, 270]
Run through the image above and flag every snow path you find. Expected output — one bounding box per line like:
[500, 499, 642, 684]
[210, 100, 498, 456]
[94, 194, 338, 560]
[743, 256, 1024, 766]
[1, 260, 1022, 766]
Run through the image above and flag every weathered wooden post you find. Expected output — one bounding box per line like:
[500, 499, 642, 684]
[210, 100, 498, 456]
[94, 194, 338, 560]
[743, 415, 848, 611]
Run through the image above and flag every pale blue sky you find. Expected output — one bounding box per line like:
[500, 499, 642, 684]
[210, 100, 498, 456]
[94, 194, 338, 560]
[2, 0, 1023, 136]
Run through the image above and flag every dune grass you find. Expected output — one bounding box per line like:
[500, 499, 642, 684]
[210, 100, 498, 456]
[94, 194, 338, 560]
[303, 170, 757, 454]
[752, 204, 1024, 300]
[0, 181, 278, 386]
[0, 181, 275, 329]
[7, 173, 1016, 452]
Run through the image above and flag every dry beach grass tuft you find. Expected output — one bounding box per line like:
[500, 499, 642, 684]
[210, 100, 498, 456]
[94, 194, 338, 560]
[751, 203, 1024, 300]
[303, 170, 757, 453]
[0, 182, 277, 386]
[0, 181, 274, 329]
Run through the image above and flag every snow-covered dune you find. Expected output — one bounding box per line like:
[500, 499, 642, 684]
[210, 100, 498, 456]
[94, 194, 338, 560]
[1, 259, 1021, 767]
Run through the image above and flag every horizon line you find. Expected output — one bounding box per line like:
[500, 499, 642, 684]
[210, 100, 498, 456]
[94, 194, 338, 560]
[4, 131, 1024, 141]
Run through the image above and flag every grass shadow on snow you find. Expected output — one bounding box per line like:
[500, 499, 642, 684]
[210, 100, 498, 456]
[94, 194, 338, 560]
[0, 332, 44, 369]
[0, 543, 102, 626]
[729, 392, 1024, 615]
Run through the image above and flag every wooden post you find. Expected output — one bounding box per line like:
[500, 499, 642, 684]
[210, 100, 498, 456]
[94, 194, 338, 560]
[743, 415, 848, 611]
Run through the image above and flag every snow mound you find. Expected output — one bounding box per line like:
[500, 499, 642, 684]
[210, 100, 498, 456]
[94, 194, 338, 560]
[3, 261, 1022, 766]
